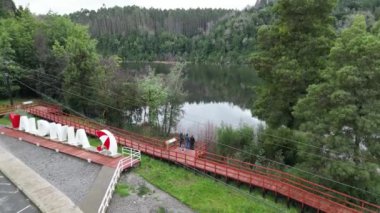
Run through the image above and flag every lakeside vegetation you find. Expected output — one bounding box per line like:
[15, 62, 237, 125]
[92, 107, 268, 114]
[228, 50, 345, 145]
[0, 115, 10, 126]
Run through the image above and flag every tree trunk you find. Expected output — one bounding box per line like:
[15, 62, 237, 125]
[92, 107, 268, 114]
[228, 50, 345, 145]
[167, 104, 174, 136]
[162, 103, 168, 134]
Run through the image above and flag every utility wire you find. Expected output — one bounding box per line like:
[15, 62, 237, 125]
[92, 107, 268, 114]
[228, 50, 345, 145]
[23, 69, 146, 105]
[14, 78, 285, 211]
[13, 68, 368, 161]
[15, 77, 380, 198]
[199, 137, 380, 198]
[22, 73, 346, 159]
[161, 108, 374, 171]
[15, 79, 107, 126]
[11, 80, 290, 211]
[170, 109, 374, 166]
[21, 75, 127, 113]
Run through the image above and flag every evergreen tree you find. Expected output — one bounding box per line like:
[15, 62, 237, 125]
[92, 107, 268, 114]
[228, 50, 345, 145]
[251, 0, 337, 128]
[50, 16, 102, 114]
[293, 16, 380, 202]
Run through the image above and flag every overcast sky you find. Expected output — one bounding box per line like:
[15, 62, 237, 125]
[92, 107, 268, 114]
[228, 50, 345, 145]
[13, 0, 257, 15]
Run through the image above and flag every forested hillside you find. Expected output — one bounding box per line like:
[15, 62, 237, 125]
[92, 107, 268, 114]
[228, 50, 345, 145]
[70, 7, 231, 37]
[0, 0, 15, 17]
[70, 7, 233, 61]
[69, 6, 274, 63]
[69, 0, 380, 63]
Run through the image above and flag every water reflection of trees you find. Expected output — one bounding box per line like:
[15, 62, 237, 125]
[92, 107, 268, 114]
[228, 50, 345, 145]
[184, 64, 260, 108]
[123, 63, 261, 109]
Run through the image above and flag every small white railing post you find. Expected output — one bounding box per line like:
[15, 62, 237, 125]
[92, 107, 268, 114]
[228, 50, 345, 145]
[130, 148, 133, 167]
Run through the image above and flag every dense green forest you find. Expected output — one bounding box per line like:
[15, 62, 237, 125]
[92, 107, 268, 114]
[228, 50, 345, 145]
[69, 0, 380, 63]
[69, 7, 232, 61]
[0, 4, 186, 136]
[69, 6, 273, 63]
[1, 0, 380, 207]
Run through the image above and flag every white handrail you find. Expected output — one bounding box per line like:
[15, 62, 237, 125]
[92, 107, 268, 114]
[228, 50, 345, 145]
[122, 146, 141, 168]
[98, 147, 141, 213]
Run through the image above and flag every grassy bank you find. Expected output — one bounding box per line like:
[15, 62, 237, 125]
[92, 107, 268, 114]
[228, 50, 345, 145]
[0, 115, 10, 125]
[135, 155, 297, 213]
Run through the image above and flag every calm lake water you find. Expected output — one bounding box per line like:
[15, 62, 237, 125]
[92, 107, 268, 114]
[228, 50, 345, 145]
[124, 63, 264, 135]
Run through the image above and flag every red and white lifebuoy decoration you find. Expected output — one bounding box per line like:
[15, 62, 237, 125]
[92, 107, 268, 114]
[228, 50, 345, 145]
[96, 129, 118, 155]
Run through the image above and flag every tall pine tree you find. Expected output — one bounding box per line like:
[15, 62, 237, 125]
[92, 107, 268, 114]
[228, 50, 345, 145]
[293, 15, 380, 202]
[251, 0, 337, 128]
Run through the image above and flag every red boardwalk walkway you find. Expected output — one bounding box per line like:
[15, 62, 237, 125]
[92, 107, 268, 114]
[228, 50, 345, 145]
[1, 102, 379, 213]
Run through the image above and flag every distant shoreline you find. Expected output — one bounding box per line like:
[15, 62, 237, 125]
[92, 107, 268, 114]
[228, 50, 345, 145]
[124, 60, 180, 65]
[123, 60, 246, 66]
[152, 61, 178, 64]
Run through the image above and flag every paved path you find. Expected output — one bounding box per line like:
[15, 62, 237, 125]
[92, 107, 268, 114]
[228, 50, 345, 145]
[0, 135, 101, 205]
[0, 145, 83, 213]
[79, 166, 115, 213]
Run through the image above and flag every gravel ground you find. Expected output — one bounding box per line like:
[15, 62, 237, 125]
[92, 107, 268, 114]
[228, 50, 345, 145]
[0, 135, 101, 205]
[108, 172, 195, 213]
[0, 135, 196, 212]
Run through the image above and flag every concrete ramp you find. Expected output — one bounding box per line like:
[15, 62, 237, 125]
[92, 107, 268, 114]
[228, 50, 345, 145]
[0, 145, 82, 213]
[79, 166, 116, 213]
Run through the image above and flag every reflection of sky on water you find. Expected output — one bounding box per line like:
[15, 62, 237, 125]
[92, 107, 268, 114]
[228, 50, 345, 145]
[177, 102, 265, 136]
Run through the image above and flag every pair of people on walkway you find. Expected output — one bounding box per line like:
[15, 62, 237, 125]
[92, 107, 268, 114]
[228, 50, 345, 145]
[179, 133, 195, 150]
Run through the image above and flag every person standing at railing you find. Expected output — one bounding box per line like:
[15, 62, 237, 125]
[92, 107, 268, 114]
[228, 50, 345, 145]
[190, 135, 195, 150]
[185, 133, 190, 149]
[179, 132, 184, 151]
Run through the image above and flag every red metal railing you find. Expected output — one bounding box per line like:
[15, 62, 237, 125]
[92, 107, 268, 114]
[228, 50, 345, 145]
[200, 152, 379, 212]
[29, 101, 168, 147]
[10, 103, 380, 213]
[0, 104, 20, 115]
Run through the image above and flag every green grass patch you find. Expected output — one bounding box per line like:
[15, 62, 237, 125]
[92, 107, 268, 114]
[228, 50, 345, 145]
[0, 116, 11, 126]
[115, 183, 132, 197]
[135, 155, 297, 213]
[0, 110, 33, 126]
[89, 137, 124, 154]
[157, 206, 167, 213]
[137, 183, 151, 197]
[118, 145, 123, 154]
[88, 137, 101, 147]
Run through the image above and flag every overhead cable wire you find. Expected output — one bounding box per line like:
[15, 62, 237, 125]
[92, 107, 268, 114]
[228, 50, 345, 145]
[14, 77, 380, 198]
[12, 79, 286, 211]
